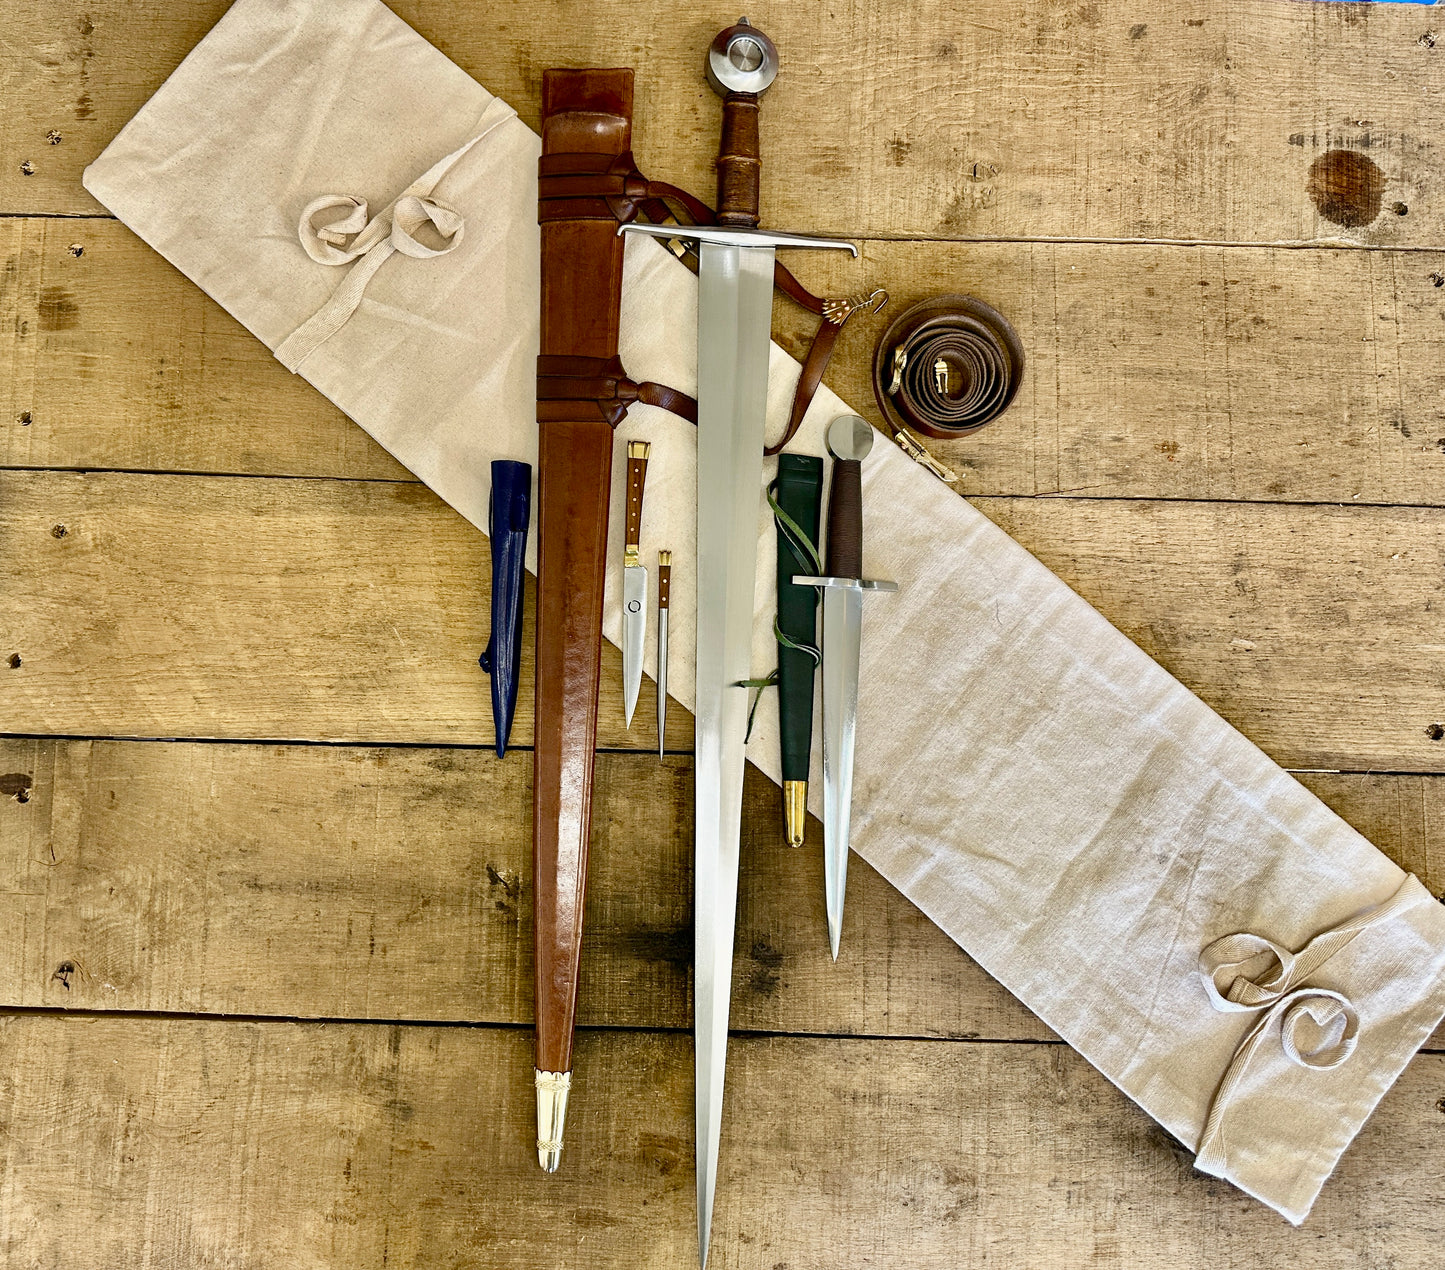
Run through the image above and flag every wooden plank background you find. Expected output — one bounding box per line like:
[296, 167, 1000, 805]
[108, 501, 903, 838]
[3, 0, 1445, 1266]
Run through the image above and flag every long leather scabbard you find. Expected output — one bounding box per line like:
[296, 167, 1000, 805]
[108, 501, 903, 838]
[532, 68, 635, 1173]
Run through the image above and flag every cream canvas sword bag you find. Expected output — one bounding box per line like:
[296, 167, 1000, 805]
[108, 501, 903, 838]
[82, 0, 1445, 1226]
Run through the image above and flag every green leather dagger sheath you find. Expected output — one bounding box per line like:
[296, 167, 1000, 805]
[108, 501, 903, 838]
[774, 452, 825, 846]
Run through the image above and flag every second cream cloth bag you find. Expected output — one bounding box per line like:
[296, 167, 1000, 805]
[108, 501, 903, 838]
[82, 0, 1445, 1226]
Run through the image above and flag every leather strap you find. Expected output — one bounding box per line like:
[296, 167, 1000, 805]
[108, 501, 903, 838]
[871, 294, 1024, 440]
[536, 353, 696, 426]
[594, 151, 884, 453]
[532, 68, 637, 1080]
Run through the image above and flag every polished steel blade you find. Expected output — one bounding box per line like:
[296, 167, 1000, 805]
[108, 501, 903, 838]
[818, 583, 864, 962]
[657, 607, 670, 758]
[622, 565, 648, 728]
[694, 240, 776, 1265]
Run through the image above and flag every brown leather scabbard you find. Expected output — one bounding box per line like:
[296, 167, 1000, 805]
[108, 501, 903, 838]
[533, 69, 634, 1084]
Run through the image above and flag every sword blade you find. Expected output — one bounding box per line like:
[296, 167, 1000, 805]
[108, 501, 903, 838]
[818, 584, 864, 961]
[694, 240, 776, 1262]
[622, 564, 648, 728]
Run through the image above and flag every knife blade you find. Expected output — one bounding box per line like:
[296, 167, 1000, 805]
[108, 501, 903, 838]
[622, 440, 650, 729]
[657, 549, 671, 758]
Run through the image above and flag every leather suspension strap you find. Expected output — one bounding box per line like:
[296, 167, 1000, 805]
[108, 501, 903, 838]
[870, 294, 1024, 440]
[569, 149, 885, 453]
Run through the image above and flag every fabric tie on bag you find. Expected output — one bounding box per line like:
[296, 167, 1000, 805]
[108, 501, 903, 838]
[1195, 874, 1433, 1176]
[275, 97, 515, 371]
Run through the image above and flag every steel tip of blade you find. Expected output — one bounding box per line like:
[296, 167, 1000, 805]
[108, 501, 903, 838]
[829, 920, 841, 962]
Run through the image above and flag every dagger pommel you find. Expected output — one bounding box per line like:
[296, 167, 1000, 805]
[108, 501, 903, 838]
[707, 19, 779, 229]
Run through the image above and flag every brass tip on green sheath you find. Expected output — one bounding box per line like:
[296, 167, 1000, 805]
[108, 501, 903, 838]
[784, 781, 806, 848]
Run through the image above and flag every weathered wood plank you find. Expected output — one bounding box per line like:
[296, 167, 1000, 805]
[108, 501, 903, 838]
[6, 470, 1445, 770]
[2, 1, 1441, 246]
[8, 218, 1445, 505]
[0, 469, 691, 751]
[0, 1015, 1441, 1268]
[0, 739, 1439, 1043]
[0, 738, 1044, 1042]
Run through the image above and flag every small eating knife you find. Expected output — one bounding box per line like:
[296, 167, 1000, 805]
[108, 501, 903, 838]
[657, 550, 671, 757]
[622, 440, 651, 729]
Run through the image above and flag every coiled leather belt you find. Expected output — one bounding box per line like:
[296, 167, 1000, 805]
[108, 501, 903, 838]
[871, 294, 1024, 440]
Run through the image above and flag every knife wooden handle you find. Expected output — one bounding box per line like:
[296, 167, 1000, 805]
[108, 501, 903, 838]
[716, 91, 761, 228]
[825, 457, 863, 580]
[625, 440, 650, 551]
[658, 550, 672, 609]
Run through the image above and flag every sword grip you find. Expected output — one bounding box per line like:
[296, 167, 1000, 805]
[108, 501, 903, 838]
[716, 92, 761, 228]
[825, 458, 863, 579]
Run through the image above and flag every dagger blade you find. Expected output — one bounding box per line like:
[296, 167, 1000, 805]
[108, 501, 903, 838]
[817, 581, 863, 960]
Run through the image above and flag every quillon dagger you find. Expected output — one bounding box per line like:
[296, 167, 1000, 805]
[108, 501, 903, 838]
[774, 454, 824, 846]
[657, 549, 671, 758]
[478, 459, 531, 758]
[622, 440, 651, 729]
[796, 415, 897, 960]
[623, 18, 857, 1267]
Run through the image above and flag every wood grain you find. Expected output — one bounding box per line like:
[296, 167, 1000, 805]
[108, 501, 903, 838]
[0, 1014, 1441, 1269]
[0, 738, 1044, 1041]
[0, 470, 691, 751]
[0, 738, 1439, 1044]
[2, 1, 1442, 246]
[6, 469, 1445, 770]
[8, 219, 1445, 506]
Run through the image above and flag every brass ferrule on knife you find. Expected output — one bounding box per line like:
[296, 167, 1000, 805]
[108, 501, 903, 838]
[624, 440, 650, 568]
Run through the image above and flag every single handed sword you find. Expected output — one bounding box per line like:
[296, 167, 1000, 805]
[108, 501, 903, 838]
[622, 18, 856, 1267]
[796, 414, 897, 960]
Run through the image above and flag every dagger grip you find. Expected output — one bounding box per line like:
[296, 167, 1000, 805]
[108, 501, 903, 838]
[825, 457, 864, 579]
[716, 92, 761, 228]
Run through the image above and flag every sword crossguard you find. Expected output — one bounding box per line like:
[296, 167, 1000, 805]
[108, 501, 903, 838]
[619, 222, 857, 256]
[792, 576, 898, 593]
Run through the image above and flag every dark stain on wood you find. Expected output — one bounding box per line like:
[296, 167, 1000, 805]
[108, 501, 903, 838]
[37, 287, 80, 331]
[485, 863, 522, 914]
[0, 773, 32, 798]
[1306, 149, 1385, 228]
[746, 938, 785, 997]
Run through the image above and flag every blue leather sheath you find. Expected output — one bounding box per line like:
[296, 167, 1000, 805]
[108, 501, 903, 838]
[479, 459, 532, 757]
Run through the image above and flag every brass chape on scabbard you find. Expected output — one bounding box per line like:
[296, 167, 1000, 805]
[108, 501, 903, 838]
[535, 1068, 572, 1173]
